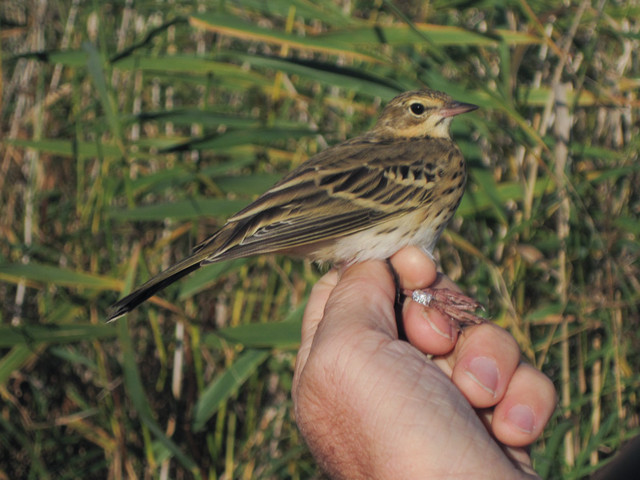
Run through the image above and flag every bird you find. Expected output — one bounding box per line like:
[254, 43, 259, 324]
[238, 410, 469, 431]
[107, 89, 483, 326]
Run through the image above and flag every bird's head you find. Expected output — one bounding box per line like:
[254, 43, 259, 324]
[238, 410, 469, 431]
[373, 89, 477, 139]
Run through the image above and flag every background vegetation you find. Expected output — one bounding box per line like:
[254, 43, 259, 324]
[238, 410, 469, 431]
[1, 0, 639, 478]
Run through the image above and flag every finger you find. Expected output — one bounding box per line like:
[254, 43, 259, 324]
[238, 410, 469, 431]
[491, 363, 557, 447]
[389, 246, 437, 290]
[293, 269, 339, 390]
[390, 247, 459, 354]
[448, 324, 521, 408]
[402, 300, 458, 355]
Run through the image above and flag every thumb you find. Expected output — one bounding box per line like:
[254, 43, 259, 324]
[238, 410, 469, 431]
[319, 260, 398, 341]
[292, 259, 397, 400]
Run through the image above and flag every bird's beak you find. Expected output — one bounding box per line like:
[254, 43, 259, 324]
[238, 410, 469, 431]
[440, 101, 478, 118]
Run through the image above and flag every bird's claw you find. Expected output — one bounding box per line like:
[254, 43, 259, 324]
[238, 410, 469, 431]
[407, 287, 486, 330]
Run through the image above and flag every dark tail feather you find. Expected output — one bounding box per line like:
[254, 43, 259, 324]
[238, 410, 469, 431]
[106, 256, 203, 322]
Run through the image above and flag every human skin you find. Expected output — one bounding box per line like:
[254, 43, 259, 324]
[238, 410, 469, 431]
[292, 246, 556, 479]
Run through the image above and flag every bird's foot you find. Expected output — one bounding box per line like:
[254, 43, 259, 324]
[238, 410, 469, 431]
[407, 288, 486, 330]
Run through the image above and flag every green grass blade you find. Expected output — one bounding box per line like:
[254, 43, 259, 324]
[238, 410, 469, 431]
[6, 138, 121, 159]
[0, 325, 117, 347]
[0, 347, 37, 385]
[179, 259, 249, 299]
[189, 13, 381, 62]
[118, 320, 198, 471]
[0, 263, 120, 290]
[193, 349, 269, 432]
[231, 53, 406, 97]
[213, 321, 302, 349]
[83, 42, 123, 147]
[207, 303, 305, 349]
[108, 198, 250, 221]
[163, 127, 316, 152]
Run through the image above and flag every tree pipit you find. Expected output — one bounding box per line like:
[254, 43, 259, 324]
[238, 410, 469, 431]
[108, 89, 483, 328]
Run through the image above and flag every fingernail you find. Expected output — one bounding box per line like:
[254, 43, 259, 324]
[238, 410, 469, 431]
[465, 356, 499, 396]
[422, 309, 453, 341]
[506, 404, 535, 434]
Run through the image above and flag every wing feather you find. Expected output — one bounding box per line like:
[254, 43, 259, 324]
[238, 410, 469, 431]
[193, 135, 455, 263]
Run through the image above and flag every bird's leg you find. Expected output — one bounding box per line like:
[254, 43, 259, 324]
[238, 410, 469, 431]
[385, 259, 408, 340]
[406, 283, 486, 330]
[386, 260, 486, 331]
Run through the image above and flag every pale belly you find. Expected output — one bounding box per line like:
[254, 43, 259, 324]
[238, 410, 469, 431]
[308, 210, 445, 264]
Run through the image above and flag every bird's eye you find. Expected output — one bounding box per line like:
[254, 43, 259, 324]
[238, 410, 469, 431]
[410, 103, 426, 115]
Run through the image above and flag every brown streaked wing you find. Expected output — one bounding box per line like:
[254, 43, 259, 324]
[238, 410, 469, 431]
[195, 173, 404, 263]
[193, 136, 450, 263]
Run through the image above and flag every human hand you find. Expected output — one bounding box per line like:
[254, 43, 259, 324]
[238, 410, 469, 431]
[292, 246, 556, 479]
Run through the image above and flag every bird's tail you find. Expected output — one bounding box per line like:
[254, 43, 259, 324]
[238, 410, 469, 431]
[106, 252, 206, 322]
